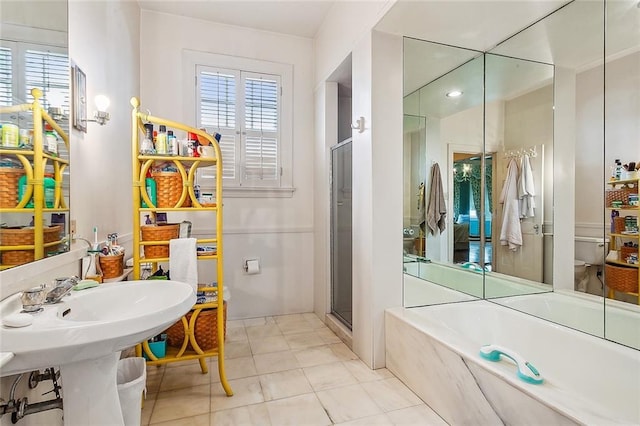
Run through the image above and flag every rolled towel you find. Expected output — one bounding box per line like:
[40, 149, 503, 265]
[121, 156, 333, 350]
[169, 238, 198, 292]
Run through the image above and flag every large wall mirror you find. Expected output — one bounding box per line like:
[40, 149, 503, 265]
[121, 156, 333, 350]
[403, 0, 639, 350]
[0, 1, 70, 270]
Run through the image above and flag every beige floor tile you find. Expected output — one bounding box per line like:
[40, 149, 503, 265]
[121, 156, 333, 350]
[277, 318, 316, 335]
[329, 342, 359, 361]
[274, 313, 306, 324]
[211, 376, 264, 412]
[210, 356, 257, 382]
[343, 359, 394, 383]
[210, 403, 272, 426]
[249, 335, 290, 354]
[334, 413, 394, 426]
[303, 362, 357, 391]
[317, 327, 343, 344]
[150, 384, 210, 424]
[293, 346, 342, 368]
[226, 319, 246, 329]
[386, 404, 448, 425]
[226, 326, 248, 343]
[253, 350, 300, 374]
[361, 377, 423, 412]
[284, 331, 326, 350]
[316, 383, 383, 424]
[223, 341, 252, 359]
[302, 312, 327, 328]
[164, 357, 209, 369]
[159, 362, 212, 392]
[146, 367, 165, 394]
[151, 413, 210, 425]
[259, 368, 314, 401]
[243, 316, 275, 327]
[265, 393, 332, 426]
[246, 323, 282, 340]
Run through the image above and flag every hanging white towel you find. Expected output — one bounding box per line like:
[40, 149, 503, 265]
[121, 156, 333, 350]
[426, 163, 447, 235]
[169, 238, 198, 292]
[517, 154, 536, 218]
[499, 159, 522, 250]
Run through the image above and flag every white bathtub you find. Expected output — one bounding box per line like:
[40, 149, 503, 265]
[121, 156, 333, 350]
[386, 300, 640, 425]
[494, 290, 640, 350]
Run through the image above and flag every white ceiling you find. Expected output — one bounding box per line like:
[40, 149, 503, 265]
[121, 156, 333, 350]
[137, 0, 335, 38]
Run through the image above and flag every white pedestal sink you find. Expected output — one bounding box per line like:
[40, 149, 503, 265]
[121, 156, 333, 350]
[0, 280, 195, 425]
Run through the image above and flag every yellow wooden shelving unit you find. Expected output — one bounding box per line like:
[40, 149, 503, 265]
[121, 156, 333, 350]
[0, 88, 69, 270]
[605, 177, 639, 304]
[129, 97, 232, 397]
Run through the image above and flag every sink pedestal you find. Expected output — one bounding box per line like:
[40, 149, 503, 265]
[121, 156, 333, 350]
[59, 352, 125, 426]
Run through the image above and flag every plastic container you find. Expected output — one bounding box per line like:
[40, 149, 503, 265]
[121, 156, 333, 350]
[143, 338, 167, 360]
[116, 357, 146, 426]
[156, 125, 168, 155]
[18, 175, 55, 208]
[141, 176, 157, 208]
[44, 123, 57, 155]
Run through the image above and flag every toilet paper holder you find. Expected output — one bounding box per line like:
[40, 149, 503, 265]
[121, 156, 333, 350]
[243, 258, 260, 274]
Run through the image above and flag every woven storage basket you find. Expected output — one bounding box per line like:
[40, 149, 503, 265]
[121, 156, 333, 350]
[605, 263, 638, 293]
[166, 301, 227, 351]
[99, 252, 124, 279]
[151, 171, 191, 208]
[613, 217, 626, 234]
[619, 246, 639, 262]
[0, 168, 25, 208]
[0, 225, 61, 266]
[606, 187, 638, 207]
[140, 224, 179, 259]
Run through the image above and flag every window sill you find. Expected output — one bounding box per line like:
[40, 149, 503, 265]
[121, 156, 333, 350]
[222, 186, 296, 198]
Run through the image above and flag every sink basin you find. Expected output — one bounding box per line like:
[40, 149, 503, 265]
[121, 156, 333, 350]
[0, 280, 195, 376]
[0, 280, 195, 425]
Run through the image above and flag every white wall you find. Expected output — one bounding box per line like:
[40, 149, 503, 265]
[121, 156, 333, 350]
[0, 2, 140, 425]
[139, 10, 315, 319]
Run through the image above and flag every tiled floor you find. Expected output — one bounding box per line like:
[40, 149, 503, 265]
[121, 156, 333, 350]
[141, 313, 447, 425]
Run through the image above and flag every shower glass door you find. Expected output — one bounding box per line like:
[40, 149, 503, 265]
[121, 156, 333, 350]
[331, 140, 353, 329]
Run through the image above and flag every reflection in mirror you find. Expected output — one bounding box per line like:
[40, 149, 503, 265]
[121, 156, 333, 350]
[484, 53, 554, 298]
[403, 38, 484, 305]
[0, 1, 70, 270]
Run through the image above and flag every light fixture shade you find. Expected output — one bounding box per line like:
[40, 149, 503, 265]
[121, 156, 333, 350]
[94, 94, 110, 111]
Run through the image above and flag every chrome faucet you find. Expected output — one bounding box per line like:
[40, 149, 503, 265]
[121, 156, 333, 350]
[45, 277, 79, 304]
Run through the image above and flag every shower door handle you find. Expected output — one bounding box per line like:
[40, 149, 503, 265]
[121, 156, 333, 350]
[533, 224, 540, 235]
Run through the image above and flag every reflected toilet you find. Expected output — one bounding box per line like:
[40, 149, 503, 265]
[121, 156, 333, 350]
[574, 237, 608, 293]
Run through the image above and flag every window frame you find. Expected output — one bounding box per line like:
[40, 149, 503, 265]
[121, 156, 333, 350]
[184, 50, 294, 198]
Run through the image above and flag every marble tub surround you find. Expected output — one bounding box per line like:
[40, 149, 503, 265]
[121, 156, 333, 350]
[141, 313, 446, 425]
[386, 303, 640, 425]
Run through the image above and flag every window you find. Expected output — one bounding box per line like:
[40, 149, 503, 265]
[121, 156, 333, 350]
[187, 51, 293, 196]
[0, 42, 69, 114]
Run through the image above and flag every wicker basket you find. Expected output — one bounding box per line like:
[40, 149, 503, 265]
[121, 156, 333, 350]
[606, 187, 638, 207]
[151, 171, 191, 208]
[0, 225, 61, 266]
[605, 263, 638, 293]
[613, 217, 627, 234]
[99, 252, 124, 279]
[0, 168, 25, 208]
[140, 224, 179, 259]
[166, 301, 227, 351]
[619, 246, 639, 263]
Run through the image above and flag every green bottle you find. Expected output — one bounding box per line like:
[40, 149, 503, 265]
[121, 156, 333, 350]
[18, 175, 55, 208]
[142, 177, 157, 208]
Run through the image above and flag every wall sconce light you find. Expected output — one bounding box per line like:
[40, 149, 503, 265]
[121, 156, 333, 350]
[85, 94, 111, 126]
[351, 116, 365, 133]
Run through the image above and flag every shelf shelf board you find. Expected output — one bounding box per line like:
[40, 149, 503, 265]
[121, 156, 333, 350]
[605, 207, 639, 211]
[606, 178, 639, 186]
[143, 344, 220, 366]
[137, 155, 217, 165]
[139, 206, 217, 212]
[606, 259, 639, 268]
[609, 233, 640, 238]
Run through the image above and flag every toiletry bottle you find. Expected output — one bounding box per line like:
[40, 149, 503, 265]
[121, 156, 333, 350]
[168, 130, 178, 156]
[43, 173, 55, 208]
[140, 123, 154, 154]
[615, 159, 623, 180]
[44, 123, 57, 156]
[156, 125, 168, 155]
[141, 170, 157, 208]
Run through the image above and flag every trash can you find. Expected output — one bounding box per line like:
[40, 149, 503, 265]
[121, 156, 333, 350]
[117, 357, 147, 426]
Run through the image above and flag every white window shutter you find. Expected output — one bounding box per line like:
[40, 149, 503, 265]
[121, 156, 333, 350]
[25, 49, 69, 114]
[0, 47, 12, 107]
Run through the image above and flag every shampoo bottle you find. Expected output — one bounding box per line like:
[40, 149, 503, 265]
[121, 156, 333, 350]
[141, 170, 157, 208]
